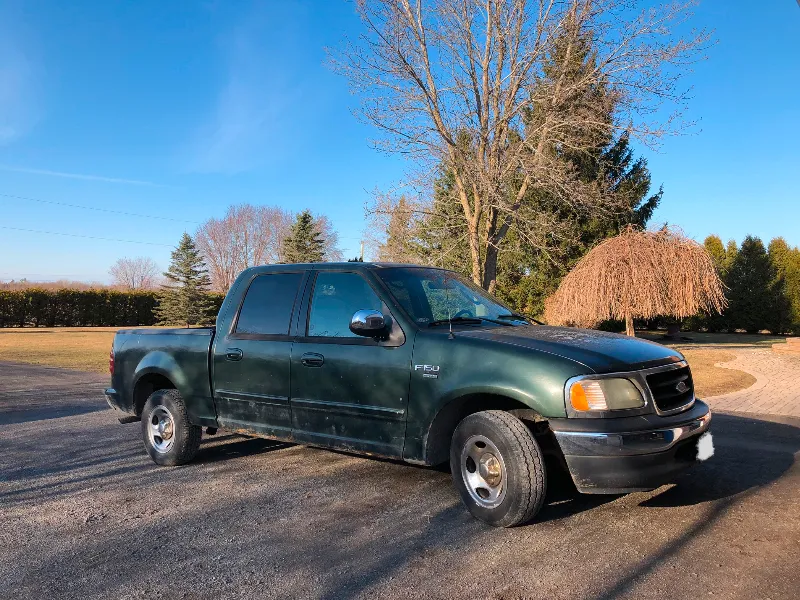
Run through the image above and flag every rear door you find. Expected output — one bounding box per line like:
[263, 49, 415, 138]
[289, 270, 412, 457]
[212, 270, 308, 437]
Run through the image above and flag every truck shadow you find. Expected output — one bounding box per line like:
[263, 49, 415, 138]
[195, 435, 294, 464]
[639, 412, 800, 508]
[186, 411, 800, 523]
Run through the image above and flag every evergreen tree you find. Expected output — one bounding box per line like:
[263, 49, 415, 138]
[701, 235, 737, 332]
[704, 236, 725, 267]
[156, 233, 215, 327]
[379, 196, 418, 263]
[768, 237, 800, 333]
[283, 210, 325, 263]
[725, 236, 784, 333]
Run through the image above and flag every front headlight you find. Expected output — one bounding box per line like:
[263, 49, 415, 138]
[569, 377, 644, 411]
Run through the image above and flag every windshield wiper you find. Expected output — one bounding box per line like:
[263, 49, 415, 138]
[428, 317, 483, 327]
[497, 313, 538, 324]
[428, 316, 514, 327]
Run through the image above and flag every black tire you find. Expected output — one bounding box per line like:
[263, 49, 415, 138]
[141, 389, 202, 466]
[450, 410, 546, 527]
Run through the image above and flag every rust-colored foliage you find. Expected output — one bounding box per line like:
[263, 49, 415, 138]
[544, 227, 727, 335]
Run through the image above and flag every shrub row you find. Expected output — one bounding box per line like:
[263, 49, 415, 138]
[0, 289, 225, 328]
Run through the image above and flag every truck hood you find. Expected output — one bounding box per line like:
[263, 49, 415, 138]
[459, 325, 683, 373]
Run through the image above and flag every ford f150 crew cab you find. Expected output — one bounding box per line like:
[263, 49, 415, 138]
[105, 263, 712, 527]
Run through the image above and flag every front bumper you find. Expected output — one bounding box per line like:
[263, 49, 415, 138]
[549, 400, 711, 494]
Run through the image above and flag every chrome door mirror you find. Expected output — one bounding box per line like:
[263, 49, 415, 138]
[349, 309, 388, 337]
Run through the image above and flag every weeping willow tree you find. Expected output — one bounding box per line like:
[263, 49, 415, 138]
[544, 227, 727, 336]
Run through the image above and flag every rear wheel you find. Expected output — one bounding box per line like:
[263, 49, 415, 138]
[450, 410, 546, 527]
[141, 389, 202, 466]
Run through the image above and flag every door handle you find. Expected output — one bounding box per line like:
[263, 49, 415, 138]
[301, 352, 324, 367]
[225, 348, 243, 361]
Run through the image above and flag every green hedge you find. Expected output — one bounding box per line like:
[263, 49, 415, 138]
[0, 289, 225, 328]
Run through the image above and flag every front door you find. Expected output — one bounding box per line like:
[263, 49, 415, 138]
[290, 271, 412, 457]
[212, 271, 307, 438]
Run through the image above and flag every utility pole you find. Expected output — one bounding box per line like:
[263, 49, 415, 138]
[360, 240, 364, 261]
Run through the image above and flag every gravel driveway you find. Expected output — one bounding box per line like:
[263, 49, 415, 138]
[1, 361, 799, 599]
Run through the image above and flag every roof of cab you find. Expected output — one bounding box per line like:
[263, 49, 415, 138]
[244, 262, 443, 273]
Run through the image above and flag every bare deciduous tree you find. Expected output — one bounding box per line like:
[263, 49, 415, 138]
[196, 204, 345, 291]
[313, 214, 345, 262]
[195, 204, 293, 292]
[368, 195, 423, 262]
[334, 0, 709, 290]
[109, 257, 160, 290]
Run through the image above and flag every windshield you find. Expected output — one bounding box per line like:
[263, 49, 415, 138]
[377, 267, 525, 327]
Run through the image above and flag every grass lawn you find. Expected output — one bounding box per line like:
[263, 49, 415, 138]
[0, 327, 769, 398]
[0, 327, 120, 373]
[679, 348, 756, 398]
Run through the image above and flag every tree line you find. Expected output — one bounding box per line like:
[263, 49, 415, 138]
[695, 235, 800, 334]
[0, 210, 348, 328]
[0, 289, 225, 328]
[106, 208, 342, 292]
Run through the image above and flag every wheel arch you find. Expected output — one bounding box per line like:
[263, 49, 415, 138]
[131, 350, 189, 416]
[422, 392, 547, 466]
[132, 370, 177, 417]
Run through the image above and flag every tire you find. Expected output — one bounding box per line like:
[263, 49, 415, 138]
[141, 389, 202, 466]
[450, 410, 546, 527]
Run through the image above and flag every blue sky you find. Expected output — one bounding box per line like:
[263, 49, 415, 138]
[0, 0, 798, 282]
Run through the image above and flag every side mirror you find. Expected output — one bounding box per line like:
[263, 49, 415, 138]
[349, 309, 388, 338]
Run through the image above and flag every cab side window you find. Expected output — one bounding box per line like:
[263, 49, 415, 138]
[234, 273, 304, 335]
[308, 272, 382, 338]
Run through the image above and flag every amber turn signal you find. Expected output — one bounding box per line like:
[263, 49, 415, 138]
[570, 381, 590, 411]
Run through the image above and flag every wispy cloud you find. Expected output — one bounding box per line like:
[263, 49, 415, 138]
[0, 164, 166, 187]
[185, 6, 308, 173]
[0, 5, 41, 144]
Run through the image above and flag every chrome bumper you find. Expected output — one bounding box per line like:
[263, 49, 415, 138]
[553, 410, 711, 457]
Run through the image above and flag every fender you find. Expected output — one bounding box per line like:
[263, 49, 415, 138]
[133, 351, 189, 395]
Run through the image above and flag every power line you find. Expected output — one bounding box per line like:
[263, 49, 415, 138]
[0, 226, 174, 247]
[0, 192, 200, 224]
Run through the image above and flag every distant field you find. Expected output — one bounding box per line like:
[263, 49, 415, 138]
[0, 327, 770, 397]
[0, 327, 120, 373]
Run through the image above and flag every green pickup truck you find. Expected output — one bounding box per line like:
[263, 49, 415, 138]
[106, 263, 712, 527]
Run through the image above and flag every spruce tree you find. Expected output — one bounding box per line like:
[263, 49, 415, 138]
[156, 233, 215, 327]
[725, 236, 783, 333]
[283, 210, 325, 263]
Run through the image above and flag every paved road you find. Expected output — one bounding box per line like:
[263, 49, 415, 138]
[703, 347, 800, 418]
[1, 361, 799, 600]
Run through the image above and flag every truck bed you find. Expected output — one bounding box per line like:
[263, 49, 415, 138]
[108, 327, 217, 426]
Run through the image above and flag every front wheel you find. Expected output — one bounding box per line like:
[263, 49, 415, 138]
[450, 410, 546, 527]
[141, 389, 202, 466]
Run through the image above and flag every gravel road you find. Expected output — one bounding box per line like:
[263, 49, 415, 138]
[1, 361, 798, 599]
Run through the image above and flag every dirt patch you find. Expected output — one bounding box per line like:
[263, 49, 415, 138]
[682, 349, 757, 398]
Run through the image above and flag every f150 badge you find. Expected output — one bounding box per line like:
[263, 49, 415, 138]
[415, 364, 440, 379]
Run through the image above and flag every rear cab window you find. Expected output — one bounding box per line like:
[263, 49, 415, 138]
[234, 273, 304, 335]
